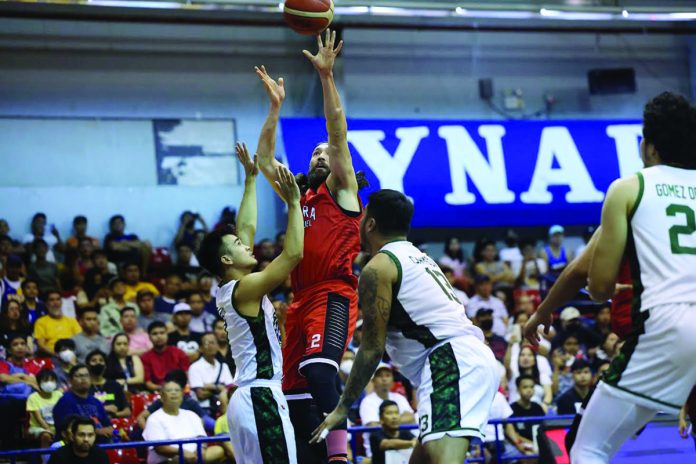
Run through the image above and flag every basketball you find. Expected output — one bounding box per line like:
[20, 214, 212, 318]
[283, 0, 334, 36]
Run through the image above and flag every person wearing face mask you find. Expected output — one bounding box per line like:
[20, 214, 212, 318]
[26, 368, 63, 449]
[52, 339, 78, 391]
[86, 350, 130, 419]
[474, 308, 508, 362]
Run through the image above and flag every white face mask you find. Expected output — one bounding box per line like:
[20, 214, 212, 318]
[58, 350, 76, 364]
[40, 381, 57, 393]
[339, 360, 354, 375]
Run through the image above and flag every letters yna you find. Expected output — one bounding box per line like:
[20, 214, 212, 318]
[280, 118, 643, 228]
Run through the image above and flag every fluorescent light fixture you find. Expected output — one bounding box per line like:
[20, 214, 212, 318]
[669, 12, 696, 20]
[334, 6, 370, 15]
[622, 9, 629, 18]
[455, 7, 466, 15]
[87, 0, 183, 8]
[277, 2, 282, 11]
[539, 8, 561, 17]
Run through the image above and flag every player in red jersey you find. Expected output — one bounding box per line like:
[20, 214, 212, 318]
[255, 29, 365, 463]
[524, 227, 634, 452]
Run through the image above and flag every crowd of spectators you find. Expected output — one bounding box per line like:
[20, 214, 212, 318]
[0, 211, 612, 463]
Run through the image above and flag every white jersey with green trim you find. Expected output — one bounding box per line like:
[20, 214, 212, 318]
[379, 241, 484, 387]
[630, 165, 696, 311]
[216, 280, 283, 386]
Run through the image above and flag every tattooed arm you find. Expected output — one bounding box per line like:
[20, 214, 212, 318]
[310, 253, 396, 442]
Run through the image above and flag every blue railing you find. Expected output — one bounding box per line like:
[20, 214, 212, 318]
[0, 414, 578, 464]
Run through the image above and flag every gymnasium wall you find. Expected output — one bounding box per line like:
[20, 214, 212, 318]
[0, 18, 692, 246]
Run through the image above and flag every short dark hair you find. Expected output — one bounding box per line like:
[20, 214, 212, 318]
[73, 215, 87, 226]
[109, 214, 125, 226]
[123, 262, 140, 271]
[85, 350, 106, 365]
[120, 306, 137, 317]
[71, 417, 96, 435]
[36, 368, 57, 384]
[91, 249, 108, 260]
[55, 338, 76, 353]
[43, 289, 62, 300]
[32, 212, 46, 223]
[148, 320, 167, 334]
[643, 92, 696, 169]
[378, 399, 399, 417]
[365, 189, 414, 236]
[78, 307, 98, 319]
[198, 224, 236, 278]
[20, 278, 39, 292]
[5, 333, 27, 347]
[69, 364, 89, 378]
[515, 373, 536, 388]
[571, 359, 591, 372]
[33, 238, 48, 248]
[164, 369, 188, 389]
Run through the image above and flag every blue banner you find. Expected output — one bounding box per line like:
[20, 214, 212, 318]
[280, 118, 643, 228]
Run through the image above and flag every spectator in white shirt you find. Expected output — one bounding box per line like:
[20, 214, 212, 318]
[187, 333, 233, 416]
[142, 380, 224, 464]
[466, 275, 509, 337]
[437, 237, 466, 279]
[23, 213, 62, 263]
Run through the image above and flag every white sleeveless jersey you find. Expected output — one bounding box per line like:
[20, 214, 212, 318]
[630, 165, 696, 311]
[216, 280, 283, 386]
[379, 241, 484, 387]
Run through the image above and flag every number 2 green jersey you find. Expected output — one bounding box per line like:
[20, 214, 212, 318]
[379, 241, 484, 387]
[630, 165, 696, 311]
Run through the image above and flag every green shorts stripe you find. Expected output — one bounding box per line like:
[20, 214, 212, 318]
[428, 343, 461, 434]
[250, 387, 290, 464]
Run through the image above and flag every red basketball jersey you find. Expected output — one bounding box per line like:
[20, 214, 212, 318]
[291, 182, 363, 295]
[611, 256, 633, 339]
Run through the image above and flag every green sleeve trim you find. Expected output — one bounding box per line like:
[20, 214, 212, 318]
[379, 250, 402, 297]
[628, 172, 644, 221]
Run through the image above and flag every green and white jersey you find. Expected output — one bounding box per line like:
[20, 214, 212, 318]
[379, 241, 484, 387]
[216, 280, 283, 386]
[630, 165, 696, 311]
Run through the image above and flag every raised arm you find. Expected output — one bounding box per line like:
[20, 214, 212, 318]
[588, 176, 638, 301]
[303, 29, 360, 208]
[254, 65, 286, 193]
[310, 253, 396, 442]
[235, 142, 258, 248]
[234, 165, 303, 315]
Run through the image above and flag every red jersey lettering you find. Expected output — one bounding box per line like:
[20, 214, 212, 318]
[292, 183, 362, 295]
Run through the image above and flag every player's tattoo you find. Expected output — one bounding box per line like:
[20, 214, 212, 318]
[338, 266, 390, 411]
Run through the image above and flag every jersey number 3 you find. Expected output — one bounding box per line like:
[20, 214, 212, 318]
[667, 204, 696, 255]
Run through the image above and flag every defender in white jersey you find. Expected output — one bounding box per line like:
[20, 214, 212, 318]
[312, 189, 498, 464]
[198, 143, 303, 464]
[571, 92, 696, 463]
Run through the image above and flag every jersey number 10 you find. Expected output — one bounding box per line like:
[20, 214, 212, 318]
[425, 267, 462, 304]
[667, 204, 696, 255]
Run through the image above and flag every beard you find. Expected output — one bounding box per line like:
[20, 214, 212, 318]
[308, 166, 330, 191]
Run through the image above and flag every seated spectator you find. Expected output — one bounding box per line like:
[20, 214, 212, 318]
[2, 255, 25, 305]
[552, 307, 601, 353]
[552, 333, 586, 398]
[594, 332, 620, 365]
[541, 225, 572, 275]
[142, 379, 225, 464]
[0, 219, 25, 254]
[122, 262, 159, 303]
[174, 211, 208, 250]
[120, 306, 152, 356]
[466, 275, 509, 337]
[46, 416, 109, 464]
[85, 350, 130, 418]
[474, 240, 514, 290]
[174, 243, 201, 289]
[368, 400, 417, 464]
[98, 278, 133, 338]
[136, 369, 205, 431]
[198, 272, 217, 316]
[255, 238, 277, 262]
[72, 308, 110, 362]
[65, 216, 100, 254]
[481, 384, 532, 460]
[105, 333, 145, 393]
[34, 290, 82, 357]
[188, 333, 234, 417]
[499, 230, 523, 277]
[510, 374, 546, 451]
[506, 345, 553, 411]
[516, 239, 547, 290]
[20, 278, 47, 326]
[83, 249, 116, 301]
[213, 407, 236, 463]
[67, 237, 97, 280]
[590, 305, 612, 340]
[23, 212, 62, 263]
[556, 359, 593, 415]
[137, 289, 171, 331]
[141, 321, 190, 391]
[438, 237, 467, 279]
[0, 298, 33, 351]
[104, 214, 151, 274]
[169, 302, 202, 363]
[212, 319, 235, 372]
[155, 274, 182, 314]
[188, 292, 217, 334]
[473, 308, 507, 362]
[26, 368, 63, 449]
[52, 338, 78, 391]
[52, 364, 113, 443]
[27, 238, 60, 293]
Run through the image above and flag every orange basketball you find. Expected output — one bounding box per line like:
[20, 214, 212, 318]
[283, 0, 334, 36]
